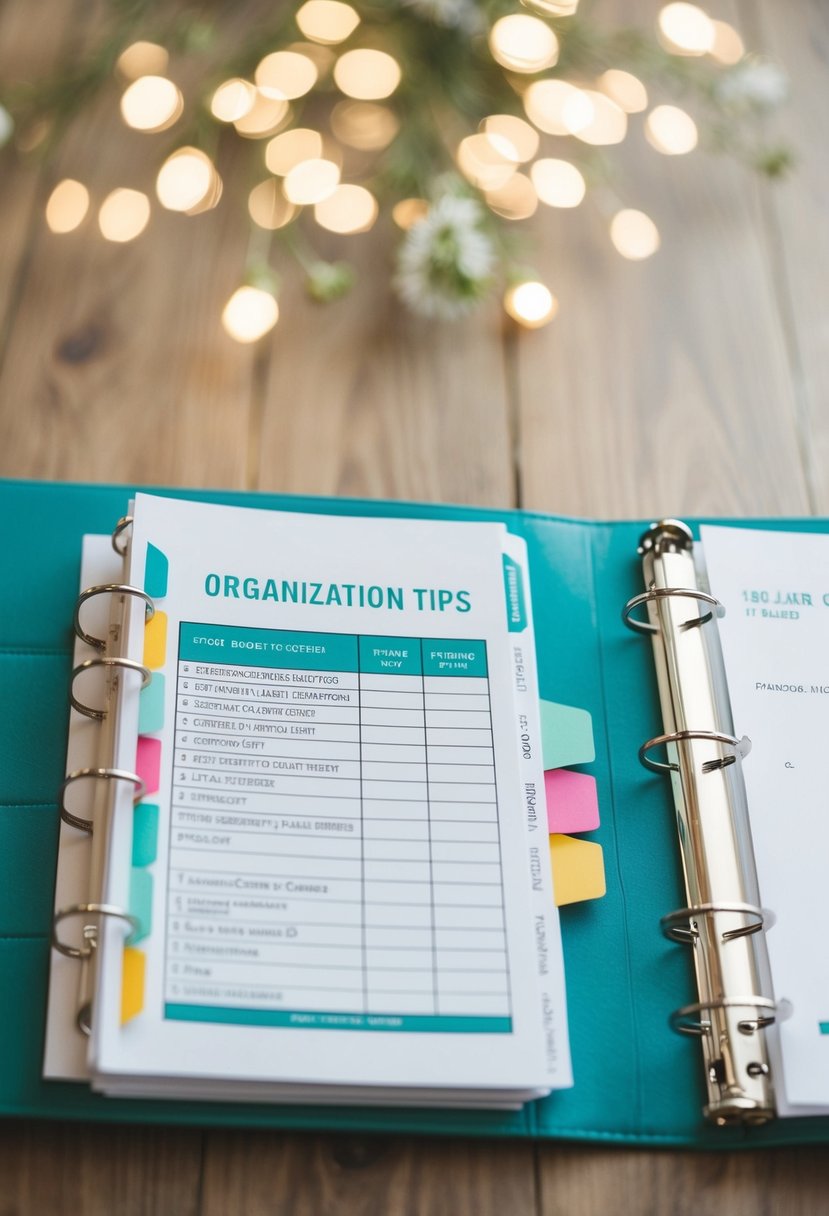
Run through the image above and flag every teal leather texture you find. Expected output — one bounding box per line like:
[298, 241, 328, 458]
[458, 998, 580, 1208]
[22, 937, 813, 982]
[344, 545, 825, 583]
[2, 477, 828, 1146]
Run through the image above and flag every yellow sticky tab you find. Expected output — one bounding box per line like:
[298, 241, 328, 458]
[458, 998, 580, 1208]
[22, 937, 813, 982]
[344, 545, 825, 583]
[143, 610, 168, 670]
[121, 946, 146, 1024]
[549, 834, 606, 906]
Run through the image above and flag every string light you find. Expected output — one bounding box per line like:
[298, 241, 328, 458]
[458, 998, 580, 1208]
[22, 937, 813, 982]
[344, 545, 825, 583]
[485, 173, 538, 221]
[314, 183, 378, 233]
[331, 100, 399, 150]
[521, 0, 579, 13]
[248, 180, 298, 230]
[563, 90, 627, 145]
[658, 3, 715, 55]
[457, 134, 515, 190]
[266, 128, 324, 175]
[523, 79, 580, 135]
[489, 15, 558, 73]
[283, 158, 341, 204]
[710, 21, 744, 65]
[98, 188, 150, 242]
[482, 115, 539, 163]
[645, 105, 698, 154]
[531, 159, 585, 208]
[233, 93, 290, 138]
[156, 147, 221, 213]
[610, 209, 660, 259]
[504, 281, 558, 327]
[296, 1, 360, 44]
[255, 51, 318, 100]
[120, 75, 183, 133]
[222, 286, 279, 342]
[597, 70, 648, 114]
[45, 179, 90, 233]
[116, 42, 169, 80]
[210, 79, 257, 123]
[333, 49, 401, 100]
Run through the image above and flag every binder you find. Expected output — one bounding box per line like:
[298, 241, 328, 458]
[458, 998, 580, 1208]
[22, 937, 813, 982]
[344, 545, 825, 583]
[4, 477, 829, 1147]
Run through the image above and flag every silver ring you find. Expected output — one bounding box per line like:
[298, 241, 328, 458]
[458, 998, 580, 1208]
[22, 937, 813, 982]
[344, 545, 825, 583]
[70, 657, 151, 720]
[622, 588, 724, 634]
[111, 515, 133, 556]
[669, 997, 777, 1037]
[53, 902, 138, 959]
[661, 902, 768, 944]
[73, 584, 155, 650]
[638, 730, 750, 775]
[59, 767, 146, 833]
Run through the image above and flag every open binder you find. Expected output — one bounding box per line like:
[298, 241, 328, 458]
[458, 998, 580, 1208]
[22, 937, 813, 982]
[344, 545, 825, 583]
[3, 477, 829, 1147]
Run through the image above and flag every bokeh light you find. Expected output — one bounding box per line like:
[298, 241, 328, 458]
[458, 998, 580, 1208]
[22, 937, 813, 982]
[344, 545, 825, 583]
[116, 42, 169, 80]
[234, 93, 291, 138]
[645, 104, 698, 154]
[248, 180, 298, 230]
[255, 51, 318, 100]
[156, 147, 221, 213]
[710, 20, 744, 64]
[98, 188, 150, 242]
[597, 69, 648, 114]
[610, 209, 660, 259]
[120, 75, 183, 132]
[392, 198, 429, 229]
[331, 100, 399, 149]
[489, 14, 558, 73]
[45, 179, 90, 233]
[504, 281, 558, 327]
[457, 133, 515, 190]
[296, 1, 360, 44]
[523, 79, 580, 135]
[283, 157, 341, 204]
[531, 158, 586, 208]
[658, 3, 715, 55]
[314, 184, 378, 232]
[333, 49, 401, 99]
[266, 128, 324, 175]
[482, 115, 539, 163]
[210, 79, 257, 123]
[222, 287, 279, 342]
[562, 89, 627, 145]
[485, 173, 538, 221]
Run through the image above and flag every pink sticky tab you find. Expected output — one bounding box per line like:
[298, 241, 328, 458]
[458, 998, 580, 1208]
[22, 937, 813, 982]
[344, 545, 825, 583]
[544, 769, 600, 835]
[136, 736, 161, 797]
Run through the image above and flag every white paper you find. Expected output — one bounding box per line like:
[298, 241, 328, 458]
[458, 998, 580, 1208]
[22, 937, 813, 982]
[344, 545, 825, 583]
[701, 524, 829, 1114]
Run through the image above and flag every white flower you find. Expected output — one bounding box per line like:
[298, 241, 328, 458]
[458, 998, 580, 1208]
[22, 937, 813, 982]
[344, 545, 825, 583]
[716, 59, 788, 111]
[0, 105, 13, 149]
[400, 0, 485, 35]
[395, 194, 497, 319]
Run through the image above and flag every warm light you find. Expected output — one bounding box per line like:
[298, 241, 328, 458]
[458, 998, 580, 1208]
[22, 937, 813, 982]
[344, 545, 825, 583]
[457, 133, 515, 190]
[504, 281, 558, 327]
[265, 128, 324, 175]
[645, 104, 698, 154]
[330, 100, 399, 149]
[296, 1, 360, 44]
[234, 93, 291, 138]
[156, 147, 220, 213]
[210, 78, 257, 122]
[523, 79, 580, 135]
[222, 287, 279, 343]
[97, 188, 150, 242]
[248, 180, 298, 230]
[392, 198, 428, 229]
[597, 69, 648, 114]
[116, 41, 169, 80]
[120, 75, 183, 132]
[283, 157, 341, 204]
[45, 179, 90, 233]
[485, 173, 538, 221]
[333, 49, 401, 100]
[482, 115, 539, 163]
[658, 3, 715, 55]
[255, 51, 318, 100]
[314, 183, 378, 233]
[530, 158, 585, 208]
[489, 14, 558, 73]
[521, 0, 578, 13]
[610, 209, 660, 259]
[562, 89, 626, 145]
[710, 20, 744, 64]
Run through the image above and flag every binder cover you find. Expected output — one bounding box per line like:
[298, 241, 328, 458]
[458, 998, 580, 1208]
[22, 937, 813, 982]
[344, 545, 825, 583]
[3, 477, 829, 1147]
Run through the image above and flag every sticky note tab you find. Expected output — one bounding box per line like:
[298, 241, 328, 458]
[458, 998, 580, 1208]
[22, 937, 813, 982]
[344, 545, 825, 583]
[136, 736, 161, 797]
[545, 769, 600, 835]
[549, 834, 606, 906]
[138, 673, 165, 735]
[121, 946, 146, 1024]
[144, 543, 169, 599]
[539, 699, 595, 770]
[143, 610, 168, 670]
[132, 802, 159, 868]
[127, 867, 153, 945]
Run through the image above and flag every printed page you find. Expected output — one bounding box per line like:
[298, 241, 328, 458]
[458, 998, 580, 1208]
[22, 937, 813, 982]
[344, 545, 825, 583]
[93, 493, 567, 1095]
[701, 524, 829, 1114]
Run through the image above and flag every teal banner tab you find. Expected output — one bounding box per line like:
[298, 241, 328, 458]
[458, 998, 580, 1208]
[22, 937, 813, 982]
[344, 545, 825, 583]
[144, 543, 169, 599]
[127, 868, 153, 945]
[138, 673, 165, 734]
[502, 555, 527, 632]
[359, 635, 422, 676]
[132, 803, 159, 868]
[179, 624, 358, 672]
[421, 639, 488, 678]
[165, 1005, 511, 1033]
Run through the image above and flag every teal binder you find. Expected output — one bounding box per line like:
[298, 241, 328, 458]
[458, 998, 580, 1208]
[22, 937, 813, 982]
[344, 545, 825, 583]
[3, 477, 829, 1147]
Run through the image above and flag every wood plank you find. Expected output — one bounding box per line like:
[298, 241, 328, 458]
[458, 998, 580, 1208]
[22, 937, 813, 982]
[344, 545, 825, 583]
[515, 0, 809, 519]
[201, 1132, 536, 1216]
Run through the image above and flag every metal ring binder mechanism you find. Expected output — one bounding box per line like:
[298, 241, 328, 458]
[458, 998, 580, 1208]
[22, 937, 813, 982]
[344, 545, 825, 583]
[623, 520, 778, 1126]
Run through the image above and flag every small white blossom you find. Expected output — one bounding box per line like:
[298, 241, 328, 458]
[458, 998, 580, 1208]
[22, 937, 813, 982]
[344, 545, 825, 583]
[716, 59, 788, 111]
[395, 194, 496, 319]
[0, 105, 13, 149]
[400, 0, 484, 35]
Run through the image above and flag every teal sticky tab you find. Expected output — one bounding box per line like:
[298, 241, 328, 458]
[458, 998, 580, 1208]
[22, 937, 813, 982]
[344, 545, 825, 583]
[138, 673, 165, 734]
[132, 803, 159, 868]
[127, 868, 153, 945]
[144, 543, 168, 599]
[539, 699, 595, 769]
[502, 555, 527, 632]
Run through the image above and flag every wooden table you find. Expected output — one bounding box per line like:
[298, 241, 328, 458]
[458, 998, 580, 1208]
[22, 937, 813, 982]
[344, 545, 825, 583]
[2, 0, 828, 1210]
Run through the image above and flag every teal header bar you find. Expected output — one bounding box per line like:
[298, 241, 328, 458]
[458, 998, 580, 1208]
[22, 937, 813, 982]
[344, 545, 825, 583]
[422, 639, 488, 678]
[165, 1004, 511, 1034]
[359, 635, 422, 676]
[180, 623, 358, 671]
[502, 555, 527, 633]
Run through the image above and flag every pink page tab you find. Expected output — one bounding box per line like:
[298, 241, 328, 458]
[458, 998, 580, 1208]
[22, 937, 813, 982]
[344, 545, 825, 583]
[544, 768, 600, 835]
[136, 736, 162, 798]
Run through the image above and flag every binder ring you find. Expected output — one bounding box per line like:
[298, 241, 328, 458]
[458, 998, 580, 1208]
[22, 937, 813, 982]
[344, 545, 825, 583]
[111, 515, 133, 555]
[53, 902, 138, 959]
[73, 583, 155, 650]
[661, 902, 768, 944]
[59, 767, 146, 834]
[669, 997, 777, 1037]
[622, 588, 724, 634]
[638, 730, 751, 775]
[70, 657, 151, 720]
